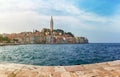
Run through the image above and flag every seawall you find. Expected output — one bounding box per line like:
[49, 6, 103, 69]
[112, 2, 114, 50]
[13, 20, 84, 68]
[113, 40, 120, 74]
[0, 60, 120, 77]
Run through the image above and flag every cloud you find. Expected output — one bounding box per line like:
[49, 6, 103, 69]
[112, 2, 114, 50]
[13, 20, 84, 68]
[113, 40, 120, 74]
[0, 0, 120, 42]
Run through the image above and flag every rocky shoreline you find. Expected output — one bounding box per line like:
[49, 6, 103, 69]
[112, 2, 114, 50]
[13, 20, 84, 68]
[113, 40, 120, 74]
[0, 43, 88, 46]
[0, 60, 120, 77]
[0, 43, 21, 46]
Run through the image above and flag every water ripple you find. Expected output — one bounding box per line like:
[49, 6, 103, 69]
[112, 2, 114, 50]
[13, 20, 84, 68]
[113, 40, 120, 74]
[0, 43, 120, 66]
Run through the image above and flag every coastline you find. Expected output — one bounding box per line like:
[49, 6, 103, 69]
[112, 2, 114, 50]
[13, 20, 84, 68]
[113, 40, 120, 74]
[0, 43, 21, 46]
[0, 60, 120, 77]
[0, 43, 89, 46]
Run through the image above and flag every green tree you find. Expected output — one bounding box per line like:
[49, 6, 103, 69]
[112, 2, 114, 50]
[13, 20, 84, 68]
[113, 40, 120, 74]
[0, 36, 3, 42]
[3, 37, 11, 43]
[0, 36, 11, 43]
[13, 39, 18, 42]
[65, 32, 74, 37]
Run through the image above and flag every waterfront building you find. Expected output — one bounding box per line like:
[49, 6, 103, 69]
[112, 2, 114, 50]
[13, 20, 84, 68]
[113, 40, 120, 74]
[75, 37, 88, 44]
[75, 37, 80, 43]
[39, 32, 46, 43]
[66, 37, 76, 44]
[54, 36, 65, 44]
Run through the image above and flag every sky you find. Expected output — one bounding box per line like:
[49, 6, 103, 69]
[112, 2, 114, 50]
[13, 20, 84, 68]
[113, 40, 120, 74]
[0, 0, 120, 43]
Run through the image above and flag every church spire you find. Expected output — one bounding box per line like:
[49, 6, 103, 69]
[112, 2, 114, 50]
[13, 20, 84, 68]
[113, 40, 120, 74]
[50, 16, 53, 32]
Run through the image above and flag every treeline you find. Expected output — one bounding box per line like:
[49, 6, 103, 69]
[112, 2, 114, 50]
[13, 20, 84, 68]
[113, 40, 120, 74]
[0, 36, 10, 43]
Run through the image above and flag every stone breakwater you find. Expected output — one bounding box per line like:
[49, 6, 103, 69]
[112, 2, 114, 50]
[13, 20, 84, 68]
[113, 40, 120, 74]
[0, 60, 120, 77]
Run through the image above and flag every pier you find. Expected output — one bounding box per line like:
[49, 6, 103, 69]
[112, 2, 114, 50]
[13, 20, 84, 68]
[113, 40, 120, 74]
[0, 60, 120, 77]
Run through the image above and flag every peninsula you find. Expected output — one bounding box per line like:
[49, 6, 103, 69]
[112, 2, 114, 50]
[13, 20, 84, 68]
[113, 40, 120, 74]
[0, 16, 88, 45]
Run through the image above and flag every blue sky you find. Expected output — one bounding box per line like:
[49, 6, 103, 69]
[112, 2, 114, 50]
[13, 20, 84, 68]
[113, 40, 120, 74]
[76, 0, 120, 16]
[0, 0, 120, 43]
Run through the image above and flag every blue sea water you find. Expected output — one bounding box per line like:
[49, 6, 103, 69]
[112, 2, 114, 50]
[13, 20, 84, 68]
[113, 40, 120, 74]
[0, 43, 120, 66]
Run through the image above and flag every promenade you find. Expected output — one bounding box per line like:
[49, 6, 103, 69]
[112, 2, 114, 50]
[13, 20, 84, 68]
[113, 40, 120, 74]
[0, 60, 120, 77]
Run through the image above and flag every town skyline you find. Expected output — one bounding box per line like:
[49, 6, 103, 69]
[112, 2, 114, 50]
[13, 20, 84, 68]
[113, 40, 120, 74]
[0, 0, 120, 43]
[0, 16, 88, 45]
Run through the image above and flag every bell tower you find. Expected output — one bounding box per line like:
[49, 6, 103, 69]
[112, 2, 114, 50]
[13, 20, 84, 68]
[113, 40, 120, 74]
[50, 16, 53, 32]
[50, 16, 54, 44]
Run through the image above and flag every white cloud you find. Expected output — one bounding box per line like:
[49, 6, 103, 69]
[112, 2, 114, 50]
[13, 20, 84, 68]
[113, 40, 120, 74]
[0, 0, 99, 33]
[0, 0, 120, 42]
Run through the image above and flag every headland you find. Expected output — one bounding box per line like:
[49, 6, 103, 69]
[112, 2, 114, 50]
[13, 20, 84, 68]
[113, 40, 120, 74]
[0, 16, 88, 45]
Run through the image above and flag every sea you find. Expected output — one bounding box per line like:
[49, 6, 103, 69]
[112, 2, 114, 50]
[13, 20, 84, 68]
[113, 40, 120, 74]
[0, 43, 120, 66]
